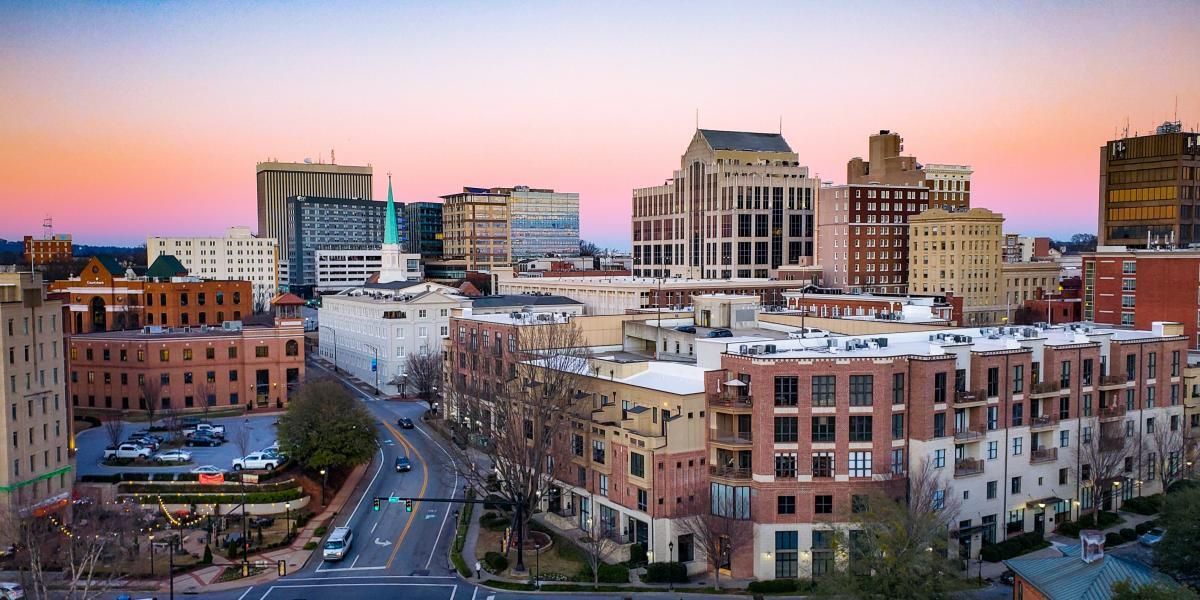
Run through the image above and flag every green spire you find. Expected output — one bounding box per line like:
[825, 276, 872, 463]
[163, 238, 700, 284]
[384, 173, 399, 245]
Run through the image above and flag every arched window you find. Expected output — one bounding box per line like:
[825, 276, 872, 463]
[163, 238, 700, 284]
[285, 340, 299, 357]
[233, 291, 241, 305]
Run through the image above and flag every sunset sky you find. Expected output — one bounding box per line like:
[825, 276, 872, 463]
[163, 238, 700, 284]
[1, 1, 1198, 249]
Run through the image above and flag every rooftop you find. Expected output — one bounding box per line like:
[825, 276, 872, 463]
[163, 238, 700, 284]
[530, 354, 712, 395]
[471, 294, 584, 309]
[698, 129, 793, 153]
[1005, 545, 1179, 600]
[69, 323, 289, 341]
[500, 275, 796, 288]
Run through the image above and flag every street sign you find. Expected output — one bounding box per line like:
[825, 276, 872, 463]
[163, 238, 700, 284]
[371, 358, 378, 372]
[388, 496, 401, 503]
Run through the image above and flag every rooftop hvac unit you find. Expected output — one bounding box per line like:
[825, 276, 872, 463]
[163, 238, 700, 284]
[746, 347, 760, 355]
[827, 338, 837, 348]
[845, 341, 855, 350]
[739, 345, 749, 353]
[876, 337, 888, 348]
[765, 344, 777, 353]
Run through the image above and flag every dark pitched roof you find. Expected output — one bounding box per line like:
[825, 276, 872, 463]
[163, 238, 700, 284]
[363, 279, 427, 291]
[471, 294, 583, 308]
[699, 129, 792, 153]
[146, 255, 188, 279]
[95, 256, 125, 277]
[270, 292, 306, 306]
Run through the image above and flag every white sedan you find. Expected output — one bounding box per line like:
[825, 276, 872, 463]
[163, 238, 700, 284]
[190, 465, 226, 475]
[154, 450, 192, 464]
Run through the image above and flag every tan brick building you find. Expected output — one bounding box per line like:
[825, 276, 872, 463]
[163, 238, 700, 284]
[908, 208, 1005, 325]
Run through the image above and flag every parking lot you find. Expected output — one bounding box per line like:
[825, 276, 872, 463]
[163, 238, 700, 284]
[75, 414, 280, 476]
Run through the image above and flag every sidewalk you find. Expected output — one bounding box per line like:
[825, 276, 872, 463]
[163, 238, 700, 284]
[165, 460, 371, 593]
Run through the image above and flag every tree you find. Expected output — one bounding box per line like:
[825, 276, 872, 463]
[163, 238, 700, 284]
[1112, 580, 1196, 600]
[1076, 423, 1136, 517]
[231, 420, 254, 459]
[577, 494, 621, 589]
[277, 379, 378, 471]
[443, 319, 588, 572]
[676, 489, 754, 588]
[138, 377, 161, 427]
[195, 380, 215, 422]
[816, 460, 963, 600]
[102, 416, 125, 449]
[1154, 486, 1200, 581]
[160, 403, 182, 442]
[578, 240, 599, 257]
[1145, 422, 1187, 493]
[403, 346, 443, 410]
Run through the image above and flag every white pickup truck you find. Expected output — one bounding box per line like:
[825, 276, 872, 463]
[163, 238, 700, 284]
[103, 443, 152, 460]
[183, 423, 226, 439]
[231, 453, 281, 471]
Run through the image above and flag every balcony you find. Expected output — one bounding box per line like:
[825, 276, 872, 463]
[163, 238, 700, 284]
[709, 465, 753, 481]
[954, 425, 987, 442]
[1029, 415, 1059, 431]
[1031, 447, 1059, 464]
[710, 393, 754, 412]
[1099, 436, 1126, 452]
[1099, 374, 1128, 389]
[954, 458, 985, 477]
[954, 389, 989, 407]
[1030, 381, 1067, 399]
[710, 430, 753, 446]
[1098, 404, 1126, 422]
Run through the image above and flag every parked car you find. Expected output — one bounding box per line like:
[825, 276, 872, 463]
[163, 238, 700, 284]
[397, 417, 414, 429]
[999, 570, 1015, 585]
[103, 443, 152, 460]
[185, 433, 222, 447]
[323, 526, 353, 561]
[1139, 528, 1165, 546]
[249, 516, 275, 528]
[127, 437, 159, 451]
[705, 328, 733, 338]
[232, 453, 280, 471]
[395, 456, 412, 472]
[674, 325, 696, 334]
[0, 582, 24, 599]
[191, 465, 226, 475]
[154, 450, 192, 464]
[184, 423, 226, 439]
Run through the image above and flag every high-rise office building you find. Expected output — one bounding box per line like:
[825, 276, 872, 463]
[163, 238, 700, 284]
[441, 186, 579, 270]
[285, 196, 405, 295]
[1098, 122, 1200, 247]
[0, 270, 71, 519]
[405, 201, 444, 258]
[632, 129, 819, 279]
[847, 130, 972, 210]
[908, 207, 1005, 325]
[255, 161, 374, 263]
[146, 226, 278, 311]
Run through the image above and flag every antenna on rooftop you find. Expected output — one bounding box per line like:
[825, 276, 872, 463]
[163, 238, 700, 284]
[331, 147, 336, 164]
[42, 216, 52, 240]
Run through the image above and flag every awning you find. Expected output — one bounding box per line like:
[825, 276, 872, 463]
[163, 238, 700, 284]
[1025, 496, 1064, 510]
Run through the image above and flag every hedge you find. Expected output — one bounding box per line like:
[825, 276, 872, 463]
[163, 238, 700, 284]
[1119, 528, 1138, 542]
[747, 578, 817, 594]
[1105, 532, 1124, 547]
[1057, 511, 1123, 537]
[980, 532, 1048, 562]
[642, 562, 688, 584]
[484, 551, 508, 572]
[577, 562, 629, 583]
[132, 487, 304, 505]
[119, 479, 297, 495]
[79, 472, 202, 483]
[1136, 521, 1158, 535]
[1121, 494, 1162, 515]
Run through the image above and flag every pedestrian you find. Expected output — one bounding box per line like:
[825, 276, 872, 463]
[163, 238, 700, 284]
[475, 560, 482, 579]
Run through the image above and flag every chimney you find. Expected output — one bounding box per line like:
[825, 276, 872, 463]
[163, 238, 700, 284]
[1080, 530, 1105, 563]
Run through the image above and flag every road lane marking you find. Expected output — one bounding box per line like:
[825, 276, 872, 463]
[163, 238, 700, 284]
[412, 420, 460, 570]
[351, 554, 360, 568]
[384, 420, 428, 568]
[281, 575, 456, 581]
[305, 565, 389, 573]
[260, 582, 455, 599]
[314, 443, 384, 573]
[236, 586, 254, 600]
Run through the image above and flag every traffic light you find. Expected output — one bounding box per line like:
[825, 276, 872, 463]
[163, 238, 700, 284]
[373, 497, 380, 511]
[405, 499, 413, 512]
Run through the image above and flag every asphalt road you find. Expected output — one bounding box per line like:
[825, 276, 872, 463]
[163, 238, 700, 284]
[75, 414, 280, 475]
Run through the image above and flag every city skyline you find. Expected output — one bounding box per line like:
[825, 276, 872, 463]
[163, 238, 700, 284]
[2, 1, 1199, 249]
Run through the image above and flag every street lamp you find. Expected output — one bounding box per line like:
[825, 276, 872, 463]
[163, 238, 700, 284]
[320, 325, 339, 373]
[285, 502, 292, 540]
[669, 541, 675, 591]
[148, 533, 155, 577]
[319, 468, 328, 506]
[364, 343, 381, 396]
[168, 535, 177, 600]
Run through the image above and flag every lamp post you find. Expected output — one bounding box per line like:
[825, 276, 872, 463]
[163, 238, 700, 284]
[320, 469, 328, 506]
[149, 533, 155, 577]
[168, 535, 176, 600]
[669, 541, 675, 590]
[285, 502, 292, 540]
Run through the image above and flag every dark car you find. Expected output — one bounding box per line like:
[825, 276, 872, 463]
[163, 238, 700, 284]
[674, 325, 696, 334]
[249, 516, 275, 528]
[395, 456, 412, 472]
[999, 570, 1015, 585]
[185, 434, 221, 447]
[397, 417, 414, 429]
[705, 328, 733, 338]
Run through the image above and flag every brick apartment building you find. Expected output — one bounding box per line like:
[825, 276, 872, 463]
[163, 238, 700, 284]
[817, 182, 932, 294]
[1083, 248, 1200, 348]
[22, 234, 73, 265]
[49, 256, 253, 335]
[66, 294, 305, 414]
[446, 302, 1188, 582]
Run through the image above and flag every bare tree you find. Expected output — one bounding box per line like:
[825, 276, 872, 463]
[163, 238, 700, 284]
[1076, 422, 1138, 516]
[161, 403, 182, 443]
[195, 380, 215, 422]
[403, 346, 443, 410]
[101, 416, 125, 449]
[676, 489, 754, 588]
[1145, 421, 1187, 493]
[577, 494, 621, 589]
[138, 377, 161, 427]
[231, 420, 254, 459]
[443, 319, 588, 572]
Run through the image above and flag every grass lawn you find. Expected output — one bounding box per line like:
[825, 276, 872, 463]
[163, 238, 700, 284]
[476, 519, 585, 580]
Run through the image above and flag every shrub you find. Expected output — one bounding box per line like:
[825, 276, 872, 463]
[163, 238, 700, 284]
[980, 532, 1048, 562]
[1119, 528, 1138, 542]
[483, 494, 508, 510]
[484, 551, 509, 572]
[1121, 495, 1162, 515]
[1097, 511, 1122, 528]
[314, 525, 327, 537]
[577, 562, 629, 583]
[303, 541, 317, 551]
[133, 487, 304, 505]
[748, 579, 798, 593]
[1105, 532, 1123, 547]
[202, 544, 213, 564]
[643, 561, 688, 584]
[627, 543, 647, 567]
[1135, 522, 1152, 535]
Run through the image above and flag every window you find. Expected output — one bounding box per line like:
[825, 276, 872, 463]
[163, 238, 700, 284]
[933, 413, 946, 437]
[285, 340, 299, 356]
[677, 534, 694, 562]
[848, 415, 873, 442]
[849, 451, 872, 477]
[811, 416, 835, 442]
[934, 372, 947, 403]
[1060, 430, 1070, 448]
[987, 367, 999, 397]
[933, 489, 945, 510]
[891, 448, 904, 475]
[159, 349, 169, 362]
[228, 346, 238, 359]
[812, 452, 833, 477]
[849, 375, 873, 406]
[774, 453, 797, 478]
[1012, 436, 1023, 455]
[987, 406, 999, 430]
[892, 373, 905, 405]
[986, 480, 997, 500]
[710, 483, 751, 519]
[987, 440, 998, 460]
[812, 530, 834, 576]
[1011, 476, 1022, 494]
[255, 346, 268, 358]
[933, 448, 945, 469]
[775, 376, 798, 406]
[1059, 468, 1069, 486]
[774, 417, 798, 443]
[775, 531, 798, 578]
[812, 376, 835, 406]
[814, 495, 833, 514]
[891, 413, 904, 439]
[630, 452, 645, 478]
[1012, 403, 1024, 427]
[777, 495, 796, 515]
[637, 490, 648, 512]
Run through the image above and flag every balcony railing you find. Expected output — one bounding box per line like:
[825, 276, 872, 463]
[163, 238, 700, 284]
[954, 458, 985, 477]
[1098, 404, 1126, 421]
[954, 389, 988, 405]
[954, 425, 986, 441]
[709, 465, 753, 481]
[1029, 415, 1059, 430]
[710, 430, 753, 445]
[1031, 447, 1058, 464]
[1030, 381, 1067, 397]
[710, 394, 754, 411]
[1098, 436, 1126, 452]
[1099, 374, 1128, 387]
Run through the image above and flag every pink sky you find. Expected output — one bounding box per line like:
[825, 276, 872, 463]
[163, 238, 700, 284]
[1, 1, 1198, 249]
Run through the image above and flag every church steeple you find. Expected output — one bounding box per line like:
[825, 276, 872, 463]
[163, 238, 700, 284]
[384, 173, 399, 246]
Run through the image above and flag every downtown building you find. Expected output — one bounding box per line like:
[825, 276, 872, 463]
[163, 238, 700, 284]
[147, 226, 279, 311]
[816, 182, 931, 294]
[0, 269, 72, 521]
[405, 201, 444, 258]
[22, 234, 73, 266]
[256, 160, 374, 264]
[1098, 122, 1200, 247]
[285, 194, 407, 296]
[440, 186, 580, 272]
[908, 207, 1007, 325]
[632, 129, 819, 280]
[1082, 247, 1200, 348]
[445, 297, 1188, 582]
[847, 130, 973, 210]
